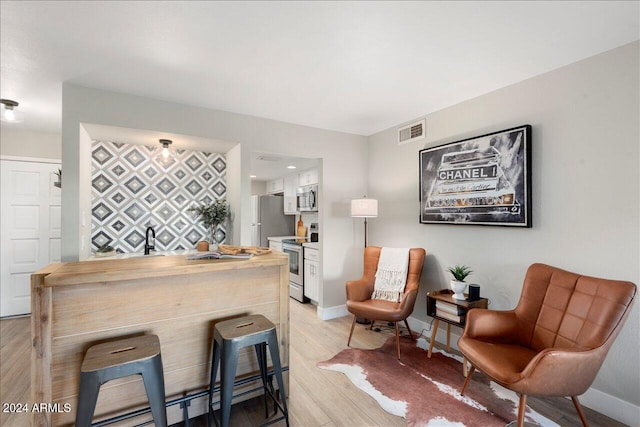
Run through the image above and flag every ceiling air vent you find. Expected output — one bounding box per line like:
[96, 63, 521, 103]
[257, 155, 283, 162]
[397, 119, 425, 145]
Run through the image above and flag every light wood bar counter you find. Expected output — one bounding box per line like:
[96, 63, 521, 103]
[30, 252, 289, 426]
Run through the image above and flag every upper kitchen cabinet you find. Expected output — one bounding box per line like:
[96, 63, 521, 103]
[298, 168, 318, 186]
[266, 177, 284, 194]
[283, 174, 298, 215]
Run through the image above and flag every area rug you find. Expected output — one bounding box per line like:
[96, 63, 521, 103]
[318, 336, 558, 427]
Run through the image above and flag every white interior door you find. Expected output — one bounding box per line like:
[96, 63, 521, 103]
[1, 159, 61, 317]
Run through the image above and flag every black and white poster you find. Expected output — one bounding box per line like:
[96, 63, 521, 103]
[419, 125, 531, 227]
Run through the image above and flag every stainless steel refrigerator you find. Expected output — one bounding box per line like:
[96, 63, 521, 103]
[251, 195, 295, 247]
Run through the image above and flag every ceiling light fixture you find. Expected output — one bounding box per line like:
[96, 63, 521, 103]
[287, 165, 297, 169]
[0, 99, 23, 123]
[156, 139, 175, 164]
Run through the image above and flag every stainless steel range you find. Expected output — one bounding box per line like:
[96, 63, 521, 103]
[282, 238, 308, 303]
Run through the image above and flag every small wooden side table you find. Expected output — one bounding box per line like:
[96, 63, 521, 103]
[426, 289, 488, 376]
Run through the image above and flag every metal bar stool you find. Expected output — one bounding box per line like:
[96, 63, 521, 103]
[76, 335, 168, 427]
[208, 314, 289, 427]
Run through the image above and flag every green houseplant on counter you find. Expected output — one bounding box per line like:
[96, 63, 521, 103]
[188, 199, 231, 250]
[448, 264, 473, 300]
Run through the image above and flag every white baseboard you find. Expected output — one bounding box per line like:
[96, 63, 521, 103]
[317, 304, 349, 320]
[579, 386, 639, 426]
[405, 315, 639, 426]
[406, 316, 459, 349]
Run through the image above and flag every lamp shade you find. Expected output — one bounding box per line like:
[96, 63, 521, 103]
[351, 198, 378, 218]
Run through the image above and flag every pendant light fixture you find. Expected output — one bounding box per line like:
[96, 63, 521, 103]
[0, 99, 23, 123]
[156, 139, 175, 164]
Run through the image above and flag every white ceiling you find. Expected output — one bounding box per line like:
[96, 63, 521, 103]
[250, 152, 319, 182]
[1, 1, 638, 138]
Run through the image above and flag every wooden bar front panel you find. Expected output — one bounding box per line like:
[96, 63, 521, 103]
[31, 254, 289, 426]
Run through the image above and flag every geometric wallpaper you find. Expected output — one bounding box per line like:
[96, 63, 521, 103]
[91, 140, 227, 253]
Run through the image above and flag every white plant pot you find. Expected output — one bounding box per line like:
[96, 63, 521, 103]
[450, 280, 467, 300]
[95, 250, 116, 258]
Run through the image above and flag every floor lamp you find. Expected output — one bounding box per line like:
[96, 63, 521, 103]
[351, 197, 378, 247]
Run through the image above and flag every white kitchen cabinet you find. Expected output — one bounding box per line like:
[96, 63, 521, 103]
[283, 196, 297, 215]
[266, 178, 284, 194]
[298, 168, 318, 186]
[283, 174, 299, 215]
[304, 247, 319, 301]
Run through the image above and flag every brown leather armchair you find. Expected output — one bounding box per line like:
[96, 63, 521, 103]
[346, 246, 426, 359]
[459, 263, 636, 427]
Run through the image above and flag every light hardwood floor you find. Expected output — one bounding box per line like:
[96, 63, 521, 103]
[0, 301, 625, 426]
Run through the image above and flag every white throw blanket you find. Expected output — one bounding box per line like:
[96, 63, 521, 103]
[371, 247, 410, 302]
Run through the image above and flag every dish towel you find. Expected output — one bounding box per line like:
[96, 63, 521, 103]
[371, 247, 410, 302]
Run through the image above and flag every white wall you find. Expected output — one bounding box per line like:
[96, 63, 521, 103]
[226, 143, 243, 245]
[60, 84, 369, 308]
[368, 42, 639, 420]
[0, 128, 61, 160]
[251, 180, 267, 195]
[78, 124, 92, 260]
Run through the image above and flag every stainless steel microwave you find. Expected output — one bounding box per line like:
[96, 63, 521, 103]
[297, 184, 318, 212]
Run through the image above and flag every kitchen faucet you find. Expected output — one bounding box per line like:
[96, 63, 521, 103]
[144, 226, 155, 255]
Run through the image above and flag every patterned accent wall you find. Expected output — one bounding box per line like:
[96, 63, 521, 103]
[91, 140, 227, 253]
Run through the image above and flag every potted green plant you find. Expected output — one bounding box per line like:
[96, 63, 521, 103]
[54, 168, 62, 188]
[448, 264, 473, 300]
[188, 199, 231, 250]
[95, 244, 116, 258]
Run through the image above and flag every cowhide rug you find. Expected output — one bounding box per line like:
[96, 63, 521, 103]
[318, 336, 558, 427]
